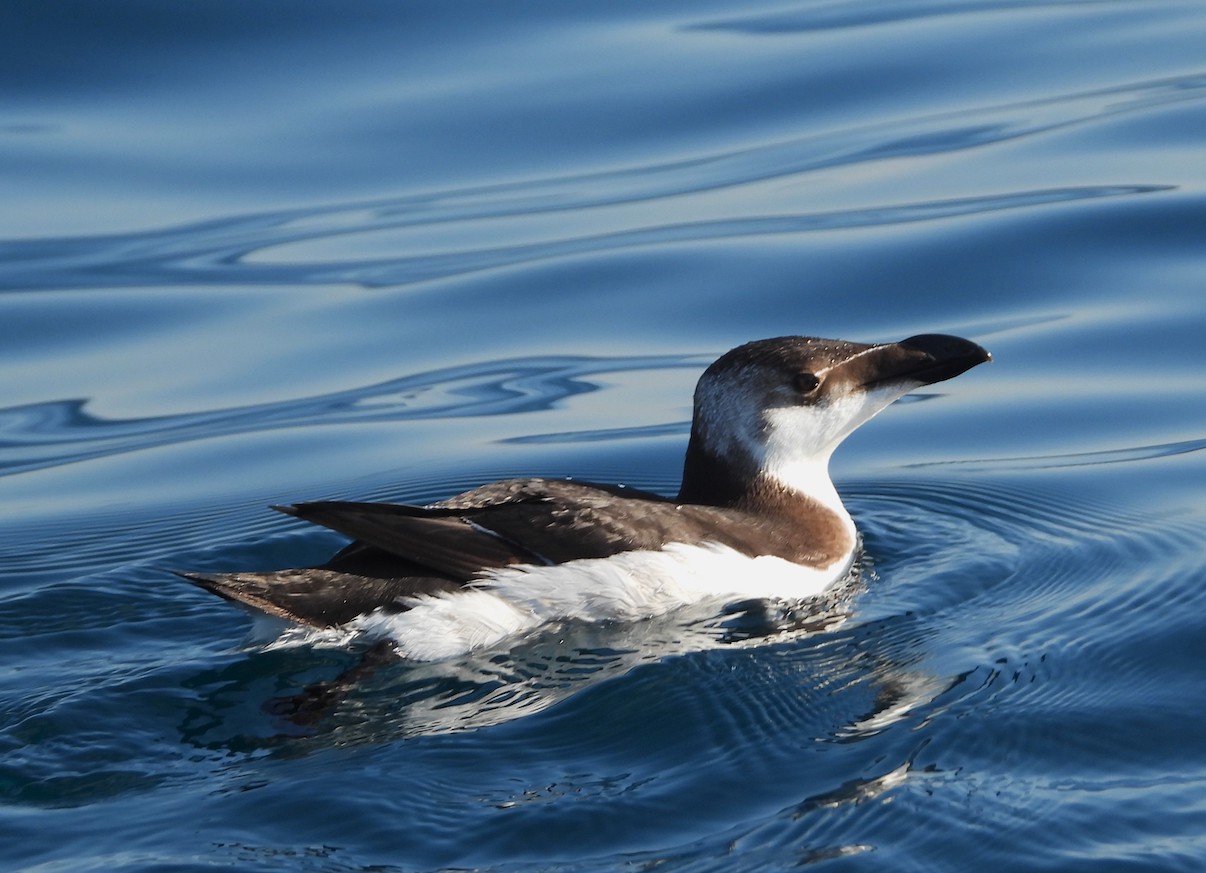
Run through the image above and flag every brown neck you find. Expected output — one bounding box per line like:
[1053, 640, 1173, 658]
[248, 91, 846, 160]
[677, 431, 757, 507]
[679, 431, 855, 562]
[679, 444, 855, 566]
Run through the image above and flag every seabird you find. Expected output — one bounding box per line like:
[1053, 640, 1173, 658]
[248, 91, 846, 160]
[183, 333, 989, 660]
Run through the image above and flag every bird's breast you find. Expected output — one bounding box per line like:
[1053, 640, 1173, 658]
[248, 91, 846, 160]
[355, 541, 857, 660]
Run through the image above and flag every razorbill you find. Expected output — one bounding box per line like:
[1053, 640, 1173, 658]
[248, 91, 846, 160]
[183, 333, 989, 660]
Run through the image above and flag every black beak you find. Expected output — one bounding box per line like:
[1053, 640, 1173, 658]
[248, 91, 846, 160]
[860, 333, 991, 389]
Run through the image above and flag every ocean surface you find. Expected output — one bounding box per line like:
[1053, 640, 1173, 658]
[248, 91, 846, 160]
[3, 1, 1205, 870]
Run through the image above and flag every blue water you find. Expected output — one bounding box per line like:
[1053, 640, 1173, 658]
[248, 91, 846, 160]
[3, 1, 1206, 870]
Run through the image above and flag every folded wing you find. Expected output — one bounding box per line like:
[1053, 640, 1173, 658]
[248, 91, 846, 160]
[180, 478, 816, 628]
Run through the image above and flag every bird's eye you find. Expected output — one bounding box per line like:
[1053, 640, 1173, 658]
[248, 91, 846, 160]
[794, 372, 820, 395]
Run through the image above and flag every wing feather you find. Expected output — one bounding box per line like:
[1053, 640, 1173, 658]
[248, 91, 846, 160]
[275, 501, 542, 578]
[178, 569, 461, 628]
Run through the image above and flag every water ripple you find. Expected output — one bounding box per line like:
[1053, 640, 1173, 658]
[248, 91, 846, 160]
[0, 352, 704, 478]
[907, 435, 1206, 471]
[2, 71, 1201, 292]
[500, 421, 690, 445]
[850, 477, 1206, 715]
[692, 0, 1127, 34]
[287, 186, 1167, 288]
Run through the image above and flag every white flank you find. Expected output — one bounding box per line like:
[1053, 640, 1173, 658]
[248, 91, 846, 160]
[352, 541, 855, 661]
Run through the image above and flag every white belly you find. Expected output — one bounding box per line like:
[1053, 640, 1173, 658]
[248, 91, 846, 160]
[352, 541, 855, 661]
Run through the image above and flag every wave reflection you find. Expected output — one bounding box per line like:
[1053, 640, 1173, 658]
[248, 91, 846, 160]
[2, 72, 1200, 293]
[0, 353, 705, 478]
[691, 0, 1125, 34]
[906, 435, 1206, 471]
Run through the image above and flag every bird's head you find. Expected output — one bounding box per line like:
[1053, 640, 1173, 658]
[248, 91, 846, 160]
[679, 333, 991, 510]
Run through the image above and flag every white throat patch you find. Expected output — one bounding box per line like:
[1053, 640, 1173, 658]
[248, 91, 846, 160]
[756, 382, 917, 524]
